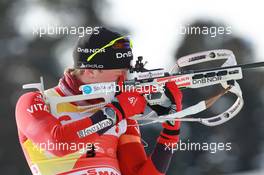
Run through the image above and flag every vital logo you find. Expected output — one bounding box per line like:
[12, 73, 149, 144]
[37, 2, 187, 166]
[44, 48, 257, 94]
[116, 51, 133, 59]
[193, 76, 222, 85]
[27, 104, 49, 113]
[77, 47, 105, 54]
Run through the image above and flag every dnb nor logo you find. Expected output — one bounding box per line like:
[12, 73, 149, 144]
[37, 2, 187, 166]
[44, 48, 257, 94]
[116, 51, 133, 59]
[77, 47, 105, 54]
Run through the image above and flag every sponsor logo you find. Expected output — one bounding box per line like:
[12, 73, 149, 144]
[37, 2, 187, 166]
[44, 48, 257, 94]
[157, 76, 191, 87]
[157, 75, 190, 83]
[217, 52, 230, 57]
[77, 47, 105, 53]
[64, 166, 121, 175]
[192, 76, 222, 85]
[86, 168, 120, 175]
[116, 51, 133, 59]
[138, 71, 164, 80]
[92, 83, 115, 93]
[80, 63, 104, 69]
[173, 76, 191, 83]
[189, 55, 206, 62]
[33, 94, 44, 102]
[27, 103, 49, 113]
[229, 100, 241, 114]
[81, 82, 116, 95]
[128, 97, 138, 106]
[77, 119, 113, 138]
[83, 85, 93, 94]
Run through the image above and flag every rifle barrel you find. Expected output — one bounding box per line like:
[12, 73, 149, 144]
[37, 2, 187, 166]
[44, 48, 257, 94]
[176, 61, 264, 75]
[239, 62, 264, 69]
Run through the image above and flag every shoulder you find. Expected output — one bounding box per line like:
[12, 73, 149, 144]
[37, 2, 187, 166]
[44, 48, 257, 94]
[17, 91, 43, 106]
[16, 91, 49, 117]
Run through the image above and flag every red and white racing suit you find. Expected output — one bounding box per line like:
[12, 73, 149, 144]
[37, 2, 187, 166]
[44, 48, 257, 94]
[15, 72, 176, 175]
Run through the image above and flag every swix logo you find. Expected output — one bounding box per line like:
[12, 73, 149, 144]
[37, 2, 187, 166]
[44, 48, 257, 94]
[128, 97, 137, 106]
[116, 51, 133, 59]
[27, 103, 49, 113]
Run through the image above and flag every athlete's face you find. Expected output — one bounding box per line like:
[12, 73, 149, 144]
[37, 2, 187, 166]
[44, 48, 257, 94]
[78, 69, 128, 84]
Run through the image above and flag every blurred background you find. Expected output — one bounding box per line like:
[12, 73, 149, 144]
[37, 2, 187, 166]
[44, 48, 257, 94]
[1, 0, 264, 174]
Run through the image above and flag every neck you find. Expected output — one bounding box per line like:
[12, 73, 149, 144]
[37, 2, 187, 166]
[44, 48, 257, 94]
[59, 69, 84, 95]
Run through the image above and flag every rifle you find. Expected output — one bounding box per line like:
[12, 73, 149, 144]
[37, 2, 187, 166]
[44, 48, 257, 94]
[23, 49, 264, 127]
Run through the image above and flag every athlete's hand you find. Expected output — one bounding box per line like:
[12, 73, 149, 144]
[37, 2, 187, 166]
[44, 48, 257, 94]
[158, 81, 183, 146]
[115, 91, 147, 118]
[147, 80, 183, 116]
[164, 81, 183, 111]
[105, 76, 147, 123]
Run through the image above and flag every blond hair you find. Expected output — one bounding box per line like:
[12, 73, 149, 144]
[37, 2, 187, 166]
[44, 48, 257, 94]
[64, 68, 84, 77]
[65, 68, 102, 77]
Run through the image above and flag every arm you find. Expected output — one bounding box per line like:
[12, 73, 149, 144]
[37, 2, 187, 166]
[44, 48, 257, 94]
[117, 81, 183, 175]
[16, 90, 146, 156]
[117, 119, 180, 175]
[15, 92, 116, 156]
